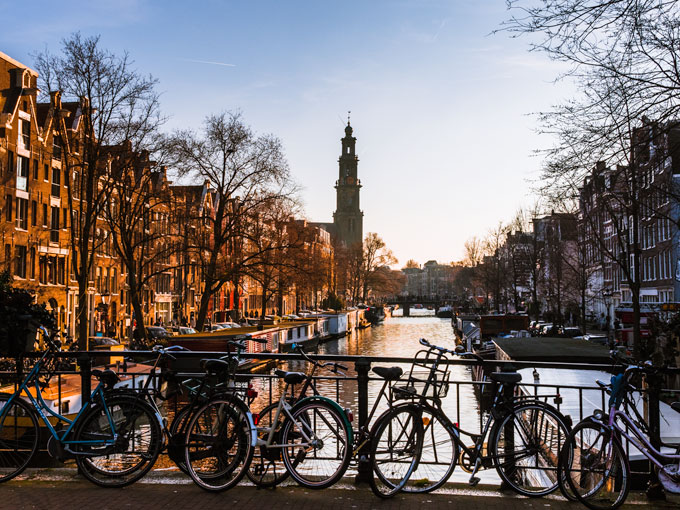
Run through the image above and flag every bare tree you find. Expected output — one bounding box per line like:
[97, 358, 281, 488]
[170, 112, 296, 330]
[35, 33, 163, 348]
[360, 233, 397, 303]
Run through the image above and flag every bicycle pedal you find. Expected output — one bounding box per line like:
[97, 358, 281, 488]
[468, 477, 480, 487]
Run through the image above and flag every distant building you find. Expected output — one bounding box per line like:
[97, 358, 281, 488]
[401, 260, 455, 298]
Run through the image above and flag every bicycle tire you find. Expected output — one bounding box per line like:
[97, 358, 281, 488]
[562, 420, 630, 510]
[557, 416, 598, 502]
[184, 397, 253, 491]
[167, 403, 195, 473]
[402, 406, 457, 493]
[490, 402, 570, 497]
[74, 394, 163, 487]
[0, 394, 39, 482]
[369, 405, 424, 498]
[280, 400, 352, 489]
[247, 402, 292, 487]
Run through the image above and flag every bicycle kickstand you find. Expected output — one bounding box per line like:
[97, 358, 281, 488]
[468, 458, 481, 487]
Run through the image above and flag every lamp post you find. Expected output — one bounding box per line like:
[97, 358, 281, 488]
[101, 291, 111, 336]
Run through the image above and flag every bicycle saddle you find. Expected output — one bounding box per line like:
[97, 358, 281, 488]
[92, 369, 120, 389]
[372, 366, 403, 381]
[489, 372, 522, 384]
[275, 370, 306, 385]
[201, 358, 232, 375]
[672, 402, 680, 414]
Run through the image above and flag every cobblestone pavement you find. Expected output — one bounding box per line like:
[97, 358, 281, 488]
[4, 479, 677, 510]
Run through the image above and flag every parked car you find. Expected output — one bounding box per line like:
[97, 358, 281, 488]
[559, 326, 583, 338]
[539, 323, 557, 336]
[88, 336, 120, 347]
[177, 326, 197, 335]
[146, 326, 172, 340]
[215, 322, 240, 329]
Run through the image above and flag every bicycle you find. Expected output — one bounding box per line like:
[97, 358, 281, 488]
[0, 327, 162, 487]
[372, 338, 572, 497]
[559, 355, 680, 510]
[246, 343, 354, 490]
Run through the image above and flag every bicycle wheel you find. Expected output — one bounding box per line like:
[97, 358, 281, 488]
[0, 394, 39, 482]
[402, 407, 457, 493]
[490, 402, 570, 497]
[558, 416, 598, 502]
[74, 394, 162, 487]
[184, 398, 253, 491]
[280, 400, 352, 489]
[247, 402, 291, 487]
[370, 405, 424, 498]
[167, 403, 195, 473]
[562, 420, 629, 510]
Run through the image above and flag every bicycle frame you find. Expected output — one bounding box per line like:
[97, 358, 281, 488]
[599, 407, 680, 471]
[0, 351, 118, 449]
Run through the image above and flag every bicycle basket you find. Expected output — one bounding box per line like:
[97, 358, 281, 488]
[393, 348, 451, 400]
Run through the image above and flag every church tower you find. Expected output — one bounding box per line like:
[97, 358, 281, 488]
[333, 118, 363, 248]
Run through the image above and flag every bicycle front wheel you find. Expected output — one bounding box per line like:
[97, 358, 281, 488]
[167, 403, 195, 473]
[184, 398, 253, 491]
[402, 407, 457, 493]
[74, 394, 162, 487]
[0, 394, 39, 482]
[490, 402, 570, 497]
[370, 405, 424, 498]
[562, 420, 630, 510]
[247, 402, 291, 488]
[280, 400, 352, 489]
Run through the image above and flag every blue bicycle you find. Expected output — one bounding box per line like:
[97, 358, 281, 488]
[0, 327, 162, 487]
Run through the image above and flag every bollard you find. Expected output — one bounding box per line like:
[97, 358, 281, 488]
[355, 357, 372, 483]
[78, 353, 91, 404]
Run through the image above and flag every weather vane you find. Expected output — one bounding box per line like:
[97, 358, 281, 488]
[347, 110, 351, 125]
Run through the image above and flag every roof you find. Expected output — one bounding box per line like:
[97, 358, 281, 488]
[493, 337, 611, 364]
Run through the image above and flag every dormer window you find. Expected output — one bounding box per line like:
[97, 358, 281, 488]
[52, 137, 62, 161]
[19, 119, 30, 150]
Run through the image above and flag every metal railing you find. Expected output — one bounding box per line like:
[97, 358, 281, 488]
[2, 350, 679, 486]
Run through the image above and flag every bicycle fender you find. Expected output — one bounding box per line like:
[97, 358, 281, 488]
[295, 395, 353, 444]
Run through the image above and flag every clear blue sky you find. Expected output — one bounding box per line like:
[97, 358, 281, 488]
[1, 0, 573, 267]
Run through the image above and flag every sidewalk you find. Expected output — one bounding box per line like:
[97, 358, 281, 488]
[5, 470, 677, 510]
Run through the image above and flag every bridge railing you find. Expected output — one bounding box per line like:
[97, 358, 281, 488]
[1, 350, 678, 487]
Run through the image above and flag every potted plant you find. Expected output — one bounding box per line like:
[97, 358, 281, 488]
[0, 270, 55, 356]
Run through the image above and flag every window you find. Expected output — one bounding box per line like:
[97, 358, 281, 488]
[4, 245, 10, 272]
[29, 248, 35, 279]
[42, 203, 48, 227]
[19, 119, 30, 151]
[51, 167, 60, 197]
[96, 267, 102, 292]
[39, 256, 47, 284]
[5, 195, 12, 222]
[52, 137, 62, 161]
[14, 246, 26, 278]
[32, 159, 38, 180]
[58, 258, 65, 285]
[44, 164, 49, 181]
[50, 206, 59, 243]
[63, 208, 67, 229]
[16, 156, 29, 191]
[15, 198, 27, 230]
[7, 151, 13, 176]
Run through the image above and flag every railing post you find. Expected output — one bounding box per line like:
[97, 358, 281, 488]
[646, 373, 665, 500]
[355, 357, 372, 484]
[500, 364, 517, 492]
[78, 353, 91, 404]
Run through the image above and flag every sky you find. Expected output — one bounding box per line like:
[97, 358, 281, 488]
[1, 0, 575, 267]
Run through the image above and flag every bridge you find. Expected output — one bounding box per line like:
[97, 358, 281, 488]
[383, 296, 455, 317]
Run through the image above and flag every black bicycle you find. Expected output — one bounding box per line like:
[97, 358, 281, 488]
[374, 338, 572, 497]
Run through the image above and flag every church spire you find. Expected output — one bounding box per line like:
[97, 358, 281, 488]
[333, 118, 363, 248]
